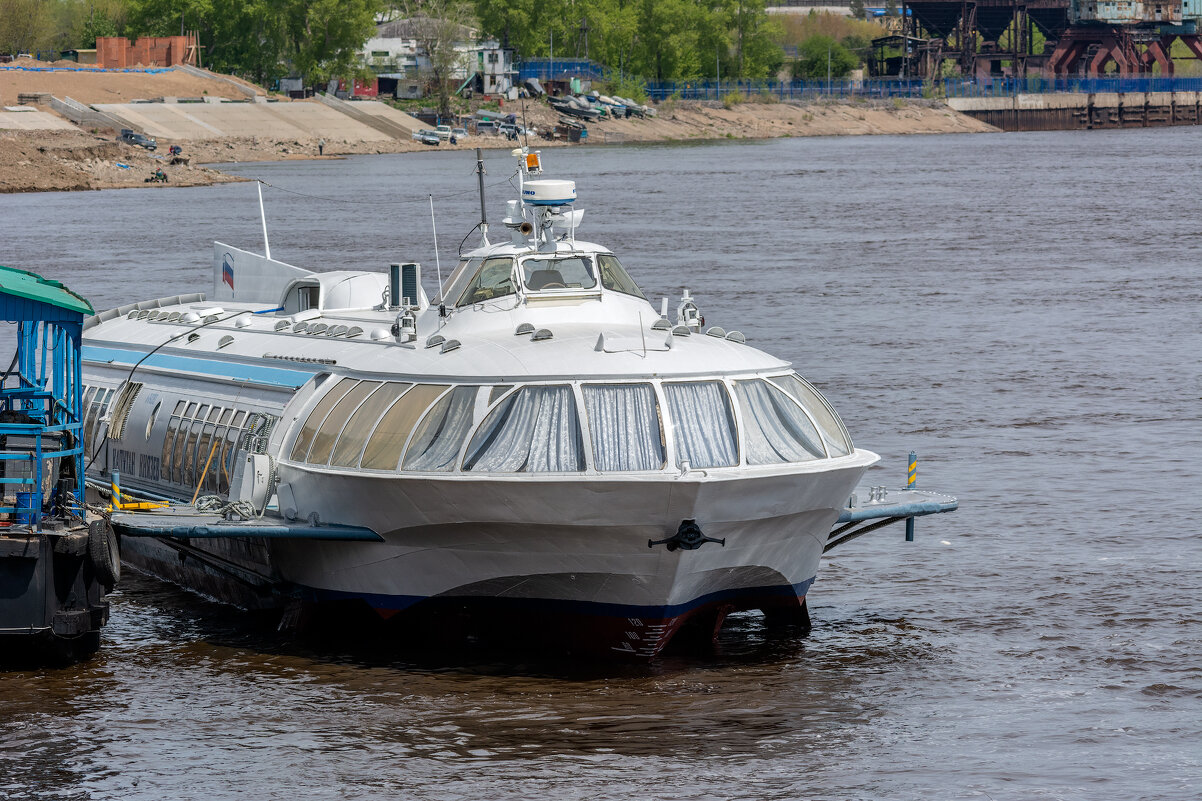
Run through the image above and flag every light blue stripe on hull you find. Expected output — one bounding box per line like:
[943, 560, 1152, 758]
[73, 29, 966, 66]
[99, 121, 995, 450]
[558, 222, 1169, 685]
[82, 344, 315, 388]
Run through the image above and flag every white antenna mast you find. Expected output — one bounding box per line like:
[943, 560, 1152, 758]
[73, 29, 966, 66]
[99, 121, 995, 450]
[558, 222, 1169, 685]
[429, 194, 444, 316]
[256, 180, 272, 260]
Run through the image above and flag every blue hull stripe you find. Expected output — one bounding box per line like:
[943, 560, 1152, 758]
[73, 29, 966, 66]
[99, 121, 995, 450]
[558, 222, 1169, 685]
[305, 577, 817, 617]
[83, 344, 315, 388]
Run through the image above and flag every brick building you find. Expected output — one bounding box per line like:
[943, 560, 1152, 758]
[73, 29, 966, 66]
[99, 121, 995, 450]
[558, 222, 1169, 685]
[96, 36, 198, 69]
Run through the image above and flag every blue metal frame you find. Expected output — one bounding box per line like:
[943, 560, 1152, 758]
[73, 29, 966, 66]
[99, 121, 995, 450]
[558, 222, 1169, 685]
[0, 301, 86, 528]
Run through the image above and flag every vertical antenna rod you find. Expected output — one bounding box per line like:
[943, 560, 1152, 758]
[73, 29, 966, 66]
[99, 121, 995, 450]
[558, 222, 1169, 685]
[257, 180, 272, 260]
[429, 194, 444, 299]
[475, 147, 489, 244]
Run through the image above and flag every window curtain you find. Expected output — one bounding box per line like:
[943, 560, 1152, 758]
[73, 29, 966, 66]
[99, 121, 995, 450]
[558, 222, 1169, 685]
[735, 380, 826, 464]
[402, 386, 477, 471]
[465, 386, 583, 472]
[583, 384, 664, 471]
[662, 382, 738, 469]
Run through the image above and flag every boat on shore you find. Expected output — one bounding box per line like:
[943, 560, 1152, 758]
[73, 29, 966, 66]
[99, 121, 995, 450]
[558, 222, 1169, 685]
[82, 150, 953, 658]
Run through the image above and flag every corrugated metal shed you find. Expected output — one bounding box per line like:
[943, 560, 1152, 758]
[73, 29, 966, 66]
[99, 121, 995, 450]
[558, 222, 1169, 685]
[0, 264, 94, 320]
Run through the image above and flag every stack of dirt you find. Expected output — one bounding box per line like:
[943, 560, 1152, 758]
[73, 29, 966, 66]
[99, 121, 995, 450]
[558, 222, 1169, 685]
[0, 129, 241, 193]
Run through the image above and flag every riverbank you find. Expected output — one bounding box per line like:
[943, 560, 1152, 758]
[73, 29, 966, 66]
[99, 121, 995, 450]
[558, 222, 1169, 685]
[0, 99, 994, 194]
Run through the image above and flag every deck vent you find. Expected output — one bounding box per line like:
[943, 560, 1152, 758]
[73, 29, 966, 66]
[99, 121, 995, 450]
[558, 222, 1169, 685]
[126, 311, 138, 320]
[651, 317, 671, 331]
[274, 320, 290, 331]
[187, 333, 200, 343]
[369, 328, 390, 341]
[532, 328, 553, 341]
[671, 325, 691, 337]
[234, 317, 252, 328]
[146, 310, 160, 321]
[346, 326, 363, 338]
[217, 335, 235, 349]
[167, 311, 182, 322]
[440, 339, 461, 354]
[293, 321, 310, 333]
[137, 310, 151, 320]
[725, 331, 746, 343]
[425, 334, 446, 349]
[705, 327, 726, 338]
[204, 315, 220, 325]
[515, 322, 535, 336]
[309, 323, 329, 335]
[329, 325, 348, 337]
[182, 312, 200, 324]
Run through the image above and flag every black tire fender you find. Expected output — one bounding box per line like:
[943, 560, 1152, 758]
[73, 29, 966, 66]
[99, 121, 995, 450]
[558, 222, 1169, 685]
[88, 519, 121, 591]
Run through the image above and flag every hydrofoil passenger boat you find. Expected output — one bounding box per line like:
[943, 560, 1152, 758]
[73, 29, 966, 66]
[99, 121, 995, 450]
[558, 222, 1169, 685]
[82, 150, 954, 658]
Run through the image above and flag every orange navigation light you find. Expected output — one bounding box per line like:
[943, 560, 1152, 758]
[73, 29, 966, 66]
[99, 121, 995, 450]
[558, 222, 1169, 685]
[526, 152, 541, 173]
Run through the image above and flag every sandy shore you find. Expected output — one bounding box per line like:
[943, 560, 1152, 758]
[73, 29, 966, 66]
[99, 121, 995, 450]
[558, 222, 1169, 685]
[0, 98, 995, 194]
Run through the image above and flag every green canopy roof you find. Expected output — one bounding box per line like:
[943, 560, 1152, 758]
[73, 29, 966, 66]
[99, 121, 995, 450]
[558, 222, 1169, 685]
[0, 264, 94, 317]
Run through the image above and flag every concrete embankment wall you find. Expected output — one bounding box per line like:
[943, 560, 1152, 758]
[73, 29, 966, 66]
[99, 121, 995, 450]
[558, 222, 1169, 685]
[91, 98, 421, 142]
[947, 92, 1202, 131]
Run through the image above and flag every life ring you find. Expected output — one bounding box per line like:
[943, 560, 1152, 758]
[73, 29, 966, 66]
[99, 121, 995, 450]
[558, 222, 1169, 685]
[88, 519, 121, 591]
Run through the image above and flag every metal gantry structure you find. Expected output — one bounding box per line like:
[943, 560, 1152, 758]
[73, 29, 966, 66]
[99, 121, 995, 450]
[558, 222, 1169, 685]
[885, 0, 1202, 78]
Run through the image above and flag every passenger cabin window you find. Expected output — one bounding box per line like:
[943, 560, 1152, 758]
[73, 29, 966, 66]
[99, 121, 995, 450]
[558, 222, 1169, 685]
[464, 385, 584, 472]
[457, 257, 515, 306]
[401, 386, 477, 471]
[596, 255, 646, 299]
[662, 381, 738, 469]
[360, 384, 448, 470]
[582, 383, 664, 471]
[521, 256, 596, 291]
[771, 374, 853, 456]
[330, 382, 411, 468]
[734, 379, 826, 464]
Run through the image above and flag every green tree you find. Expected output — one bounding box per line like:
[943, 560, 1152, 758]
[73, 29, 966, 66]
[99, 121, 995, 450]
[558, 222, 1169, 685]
[0, 0, 56, 56]
[793, 34, 855, 79]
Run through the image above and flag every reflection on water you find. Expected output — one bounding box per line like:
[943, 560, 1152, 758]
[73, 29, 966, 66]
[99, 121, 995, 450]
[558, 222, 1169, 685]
[1, 131, 1201, 800]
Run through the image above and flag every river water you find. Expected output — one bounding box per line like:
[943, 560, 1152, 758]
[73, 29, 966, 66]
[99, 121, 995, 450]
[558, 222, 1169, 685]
[1, 130, 1199, 801]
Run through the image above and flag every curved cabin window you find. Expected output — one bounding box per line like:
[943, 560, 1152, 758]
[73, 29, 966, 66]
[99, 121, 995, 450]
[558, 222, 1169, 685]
[771, 374, 853, 457]
[734, 379, 826, 464]
[360, 384, 448, 470]
[457, 257, 515, 306]
[330, 382, 412, 468]
[662, 381, 738, 469]
[582, 383, 664, 471]
[290, 378, 356, 462]
[401, 386, 477, 471]
[306, 381, 380, 465]
[439, 257, 479, 305]
[596, 255, 646, 299]
[520, 255, 597, 291]
[464, 385, 584, 472]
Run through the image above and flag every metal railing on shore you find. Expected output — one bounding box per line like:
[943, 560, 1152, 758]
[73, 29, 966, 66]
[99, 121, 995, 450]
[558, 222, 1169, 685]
[624, 76, 1202, 102]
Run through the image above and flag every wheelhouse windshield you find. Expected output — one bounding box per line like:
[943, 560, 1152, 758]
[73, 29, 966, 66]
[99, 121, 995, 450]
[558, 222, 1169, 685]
[520, 256, 597, 291]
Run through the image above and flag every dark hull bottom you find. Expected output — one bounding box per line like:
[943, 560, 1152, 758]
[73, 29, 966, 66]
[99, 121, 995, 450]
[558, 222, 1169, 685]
[294, 589, 813, 660]
[0, 629, 103, 668]
[119, 534, 814, 660]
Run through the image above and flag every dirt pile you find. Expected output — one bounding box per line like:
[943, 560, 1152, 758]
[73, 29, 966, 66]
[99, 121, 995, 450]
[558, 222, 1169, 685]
[0, 129, 242, 193]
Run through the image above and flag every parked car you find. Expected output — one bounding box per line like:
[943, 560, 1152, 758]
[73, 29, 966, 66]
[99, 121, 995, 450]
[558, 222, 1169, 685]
[476, 120, 497, 135]
[435, 124, 453, 140]
[119, 128, 157, 151]
[412, 129, 441, 146]
[451, 127, 469, 141]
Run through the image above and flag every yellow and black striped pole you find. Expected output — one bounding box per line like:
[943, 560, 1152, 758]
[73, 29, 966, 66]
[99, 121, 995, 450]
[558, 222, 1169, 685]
[905, 452, 916, 541]
[110, 470, 122, 511]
